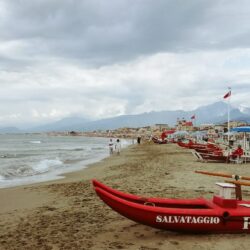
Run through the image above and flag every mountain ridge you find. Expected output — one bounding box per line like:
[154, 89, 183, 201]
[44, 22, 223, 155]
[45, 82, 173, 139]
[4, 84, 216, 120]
[1, 101, 250, 133]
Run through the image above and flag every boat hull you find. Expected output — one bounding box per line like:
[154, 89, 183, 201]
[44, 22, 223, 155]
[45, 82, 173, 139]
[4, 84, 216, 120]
[152, 137, 167, 144]
[199, 153, 228, 162]
[93, 180, 250, 233]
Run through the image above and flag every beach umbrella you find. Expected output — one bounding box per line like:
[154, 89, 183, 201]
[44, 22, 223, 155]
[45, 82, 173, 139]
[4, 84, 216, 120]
[172, 131, 189, 138]
[231, 126, 250, 150]
[223, 131, 237, 136]
[191, 131, 207, 136]
[231, 126, 250, 133]
[190, 131, 207, 140]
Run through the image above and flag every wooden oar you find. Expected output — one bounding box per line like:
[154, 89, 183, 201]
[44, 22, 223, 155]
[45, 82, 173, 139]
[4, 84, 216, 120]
[225, 180, 250, 187]
[195, 170, 250, 181]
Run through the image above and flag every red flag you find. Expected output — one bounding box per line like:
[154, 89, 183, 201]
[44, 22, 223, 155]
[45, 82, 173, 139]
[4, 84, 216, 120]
[191, 115, 195, 119]
[223, 90, 231, 99]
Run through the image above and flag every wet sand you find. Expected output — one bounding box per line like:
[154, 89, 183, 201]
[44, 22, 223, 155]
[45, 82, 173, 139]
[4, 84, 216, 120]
[1, 143, 250, 250]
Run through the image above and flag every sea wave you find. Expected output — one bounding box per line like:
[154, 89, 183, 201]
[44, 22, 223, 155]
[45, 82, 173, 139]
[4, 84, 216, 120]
[0, 135, 131, 188]
[1, 165, 35, 178]
[73, 148, 84, 151]
[29, 140, 42, 144]
[33, 158, 63, 174]
[91, 146, 104, 150]
[0, 153, 18, 158]
[0, 158, 63, 179]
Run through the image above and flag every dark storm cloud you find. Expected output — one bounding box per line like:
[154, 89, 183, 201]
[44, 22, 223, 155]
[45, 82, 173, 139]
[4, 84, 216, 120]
[3, 0, 250, 66]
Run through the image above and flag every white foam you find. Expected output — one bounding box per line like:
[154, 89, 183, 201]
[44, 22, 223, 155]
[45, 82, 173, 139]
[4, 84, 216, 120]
[33, 158, 63, 173]
[29, 140, 42, 144]
[0, 135, 126, 188]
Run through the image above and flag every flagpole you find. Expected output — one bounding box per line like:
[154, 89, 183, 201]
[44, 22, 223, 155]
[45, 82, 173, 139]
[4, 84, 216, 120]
[191, 115, 196, 129]
[227, 87, 231, 145]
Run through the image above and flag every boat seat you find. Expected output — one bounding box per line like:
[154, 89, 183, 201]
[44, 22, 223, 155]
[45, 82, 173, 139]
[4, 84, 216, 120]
[216, 182, 235, 199]
[242, 152, 250, 163]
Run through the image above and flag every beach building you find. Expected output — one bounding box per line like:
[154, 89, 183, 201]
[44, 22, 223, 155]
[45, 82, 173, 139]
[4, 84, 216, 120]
[199, 124, 214, 131]
[228, 120, 248, 128]
[214, 125, 225, 133]
[154, 124, 170, 131]
[176, 119, 194, 132]
[207, 128, 219, 139]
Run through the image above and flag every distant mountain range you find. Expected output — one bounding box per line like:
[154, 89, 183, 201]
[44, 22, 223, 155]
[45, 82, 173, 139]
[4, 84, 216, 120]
[1, 101, 250, 133]
[0, 127, 22, 133]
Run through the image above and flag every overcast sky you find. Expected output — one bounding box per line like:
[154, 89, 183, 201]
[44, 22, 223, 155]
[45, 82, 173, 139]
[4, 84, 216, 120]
[1, 0, 250, 127]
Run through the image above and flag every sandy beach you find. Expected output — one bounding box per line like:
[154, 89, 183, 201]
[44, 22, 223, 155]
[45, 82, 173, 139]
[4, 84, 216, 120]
[1, 142, 250, 250]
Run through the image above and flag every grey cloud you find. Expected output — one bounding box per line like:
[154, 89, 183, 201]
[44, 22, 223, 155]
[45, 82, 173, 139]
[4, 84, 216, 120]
[1, 1, 250, 126]
[3, 0, 250, 67]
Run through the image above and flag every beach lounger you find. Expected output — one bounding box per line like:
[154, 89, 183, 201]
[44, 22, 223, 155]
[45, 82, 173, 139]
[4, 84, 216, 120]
[191, 150, 204, 162]
[229, 156, 243, 164]
[242, 151, 250, 163]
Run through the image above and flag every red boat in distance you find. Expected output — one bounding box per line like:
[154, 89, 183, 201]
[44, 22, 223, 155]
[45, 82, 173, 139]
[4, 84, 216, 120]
[93, 174, 250, 233]
[195, 147, 222, 154]
[152, 136, 167, 144]
[177, 140, 208, 149]
[198, 153, 228, 162]
[178, 140, 223, 153]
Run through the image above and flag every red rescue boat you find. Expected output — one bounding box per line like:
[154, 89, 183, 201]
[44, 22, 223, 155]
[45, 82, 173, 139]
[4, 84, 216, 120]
[152, 136, 167, 144]
[178, 140, 222, 152]
[195, 144, 222, 154]
[177, 140, 208, 150]
[93, 174, 250, 233]
[199, 152, 228, 162]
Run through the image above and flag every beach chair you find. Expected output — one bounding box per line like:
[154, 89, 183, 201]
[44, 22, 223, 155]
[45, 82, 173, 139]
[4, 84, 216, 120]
[229, 155, 243, 164]
[191, 150, 204, 162]
[242, 151, 250, 163]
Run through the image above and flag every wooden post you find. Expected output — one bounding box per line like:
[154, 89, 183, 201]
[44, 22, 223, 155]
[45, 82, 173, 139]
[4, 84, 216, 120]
[235, 184, 242, 201]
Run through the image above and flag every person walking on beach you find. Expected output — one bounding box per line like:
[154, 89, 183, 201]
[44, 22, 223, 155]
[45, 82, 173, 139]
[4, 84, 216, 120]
[108, 139, 114, 155]
[115, 139, 121, 155]
[137, 136, 141, 144]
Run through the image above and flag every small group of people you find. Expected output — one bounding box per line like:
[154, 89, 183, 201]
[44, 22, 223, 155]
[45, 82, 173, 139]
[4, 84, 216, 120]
[108, 138, 121, 155]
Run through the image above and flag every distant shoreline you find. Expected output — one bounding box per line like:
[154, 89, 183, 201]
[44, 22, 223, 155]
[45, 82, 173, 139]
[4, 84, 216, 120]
[0, 131, 138, 139]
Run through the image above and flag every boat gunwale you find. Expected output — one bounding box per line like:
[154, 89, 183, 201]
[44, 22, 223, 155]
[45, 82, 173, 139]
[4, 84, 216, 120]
[93, 179, 213, 208]
[94, 186, 221, 215]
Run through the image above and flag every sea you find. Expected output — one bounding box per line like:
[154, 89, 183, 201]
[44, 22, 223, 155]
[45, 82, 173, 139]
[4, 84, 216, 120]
[0, 134, 131, 188]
